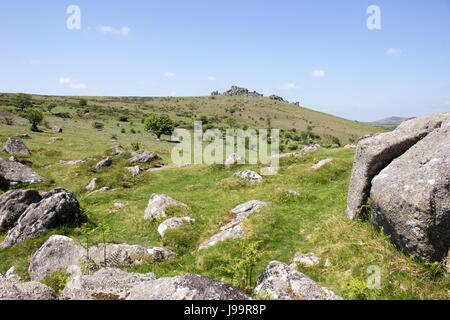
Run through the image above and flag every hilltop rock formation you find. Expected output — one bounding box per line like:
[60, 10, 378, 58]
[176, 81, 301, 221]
[2, 137, 30, 156]
[346, 111, 450, 262]
[1, 188, 80, 248]
[254, 261, 342, 300]
[222, 86, 263, 97]
[143, 194, 187, 220]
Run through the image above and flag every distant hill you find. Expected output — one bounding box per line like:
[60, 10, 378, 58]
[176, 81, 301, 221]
[370, 117, 413, 128]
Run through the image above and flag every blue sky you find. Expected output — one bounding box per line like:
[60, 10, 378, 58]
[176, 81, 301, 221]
[1, 0, 449, 121]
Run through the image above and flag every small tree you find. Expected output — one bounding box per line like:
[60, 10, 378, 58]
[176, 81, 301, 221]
[25, 108, 44, 132]
[11, 93, 32, 111]
[144, 114, 175, 140]
[79, 98, 88, 107]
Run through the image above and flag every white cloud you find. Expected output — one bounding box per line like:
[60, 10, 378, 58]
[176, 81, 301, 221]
[385, 48, 402, 57]
[59, 77, 87, 90]
[311, 70, 325, 78]
[279, 83, 296, 90]
[163, 72, 175, 78]
[207, 76, 216, 81]
[96, 25, 130, 36]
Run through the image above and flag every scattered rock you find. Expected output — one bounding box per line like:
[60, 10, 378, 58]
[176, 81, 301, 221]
[0, 189, 41, 232]
[345, 112, 448, 220]
[0, 157, 45, 186]
[126, 274, 252, 300]
[197, 200, 267, 250]
[15, 134, 30, 139]
[49, 137, 63, 141]
[143, 194, 187, 220]
[85, 178, 97, 191]
[126, 165, 143, 177]
[293, 252, 320, 267]
[8, 156, 18, 162]
[309, 158, 333, 170]
[0, 188, 81, 248]
[272, 152, 305, 159]
[158, 217, 195, 237]
[129, 150, 157, 164]
[95, 157, 113, 171]
[54, 159, 91, 166]
[253, 261, 342, 300]
[235, 170, 264, 183]
[109, 202, 126, 213]
[2, 137, 31, 156]
[111, 147, 126, 156]
[87, 187, 111, 196]
[370, 116, 450, 261]
[302, 144, 320, 153]
[28, 235, 176, 282]
[0, 268, 58, 300]
[52, 127, 63, 133]
[269, 94, 285, 102]
[61, 267, 157, 300]
[344, 144, 356, 149]
[224, 153, 245, 166]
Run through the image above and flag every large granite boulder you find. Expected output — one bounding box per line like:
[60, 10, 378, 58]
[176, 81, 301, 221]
[126, 274, 252, 300]
[143, 194, 187, 220]
[253, 261, 342, 300]
[61, 268, 157, 300]
[2, 137, 30, 156]
[346, 112, 449, 220]
[0, 188, 80, 248]
[95, 157, 113, 171]
[0, 268, 58, 300]
[370, 117, 450, 261]
[0, 189, 41, 232]
[28, 235, 176, 281]
[0, 157, 45, 186]
[129, 150, 157, 164]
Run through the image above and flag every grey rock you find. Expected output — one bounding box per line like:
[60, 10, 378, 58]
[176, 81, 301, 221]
[0, 157, 45, 186]
[346, 112, 449, 220]
[302, 144, 320, 153]
[269, 94, 285, 102]
[95, 157, 113, 171]
[158, 217, 195, 237]
[0, 269, 58, 300]
[2, 137, 30, 156]
[0, 189, 41, 232]
[126, 274, 252, 300]
[85, 178, 97, 191]
[8, 156, 18, 162]
[344, 144, 356, 149]
[309, 158, 333, 170]
[56, 159, 90, 166]
[235, 170, 264, 183]
[224, 153, 245, 166]
[87, 187, 111, 196]
[293, 252, 321, 266]
[197, 225, 244, 251]
[52, 126, 63, 133]
[111, 147, 125, 156]
[370, 117, 450, 261]
[60, 267, 157, 300]
[28, 235, 176, 282]
[0, 188, 80, 248]
[254, 261, 342, 300]
[129, 150, 157, 164]
[49, 136, 63, 141]
[222, 85, 263, 98]
[15, 134, 30, 139]
[143, 194, 187, 220]
[126, 165, 143, 177]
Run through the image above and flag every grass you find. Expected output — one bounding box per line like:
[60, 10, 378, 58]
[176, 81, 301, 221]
[0, 95, 448, 300]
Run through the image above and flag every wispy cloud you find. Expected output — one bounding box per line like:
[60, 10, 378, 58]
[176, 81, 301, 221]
[207, 76, 216, 81]
[311, 70, 325, 78]
[163, 72, 175, 78]
[59, 77, 87, 89]
[279, 83, 296, 90]
[385, 48, 402, 57]
[96, 25, 130, 36]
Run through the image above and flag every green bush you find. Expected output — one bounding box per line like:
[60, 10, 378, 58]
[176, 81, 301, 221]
[144, 114, 175, 139]
[11, 93, 32, 111]
[41, 271, 70, 295]
[25, 108, 44, 132]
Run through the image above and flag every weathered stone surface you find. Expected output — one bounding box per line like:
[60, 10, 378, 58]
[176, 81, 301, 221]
[56, 159, 91, 166]
[309, 158, 333, 170]
[0, 268, 58, 300]
[8, 156, 18, 162]
[293, 252, 320, 267]
[235, 170, 264, 183]
[60, 267, 157, 300]
[0, 188, 80, 248]
[197, 200, 267, 250]
[126, 165, 143, 177]
[254, 261, 342, 300]
[111, 147, 125, 156]
[143, 194, 187, 220]
[158, 217, 195, 237]
[269, 94, 285, 102]
[344, 144, 356, 149]
[0, 157, 45, 186]
[302, 144, 320, 153]
[2, 137, 30, 156]
[85, 178, 97, 191]
[370, 117, 450, 261]
[224, 153, 245, 166]
[346, 112, 448, 220]
[126, 274, 252, 300]
[95, 157, 113, 171]
[28, 235, 176, 282]
[129, 150, 157, 164]
[0, 189, 41, 232]
[222, 86, 262, 98]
